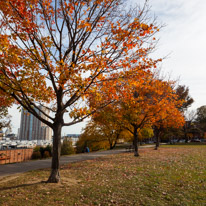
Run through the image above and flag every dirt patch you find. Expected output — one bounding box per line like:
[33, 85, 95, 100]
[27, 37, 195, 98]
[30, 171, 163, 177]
[22, 175, 81, 191]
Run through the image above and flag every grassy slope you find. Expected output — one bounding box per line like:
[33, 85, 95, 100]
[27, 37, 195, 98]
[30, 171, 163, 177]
[0, 146, 206, 206]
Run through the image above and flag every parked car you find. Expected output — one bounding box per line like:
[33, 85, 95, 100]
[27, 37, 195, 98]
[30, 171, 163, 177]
[191, 139, 201, 142]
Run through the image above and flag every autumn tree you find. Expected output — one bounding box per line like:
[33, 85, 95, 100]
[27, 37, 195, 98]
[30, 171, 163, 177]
[156, 85, 193, 144]
[153, 105, 184, 150]
[92, 105, 126, 149]
[152, 82, 185, 150]
[0, 0, 160, 182]
[138, 127, 153, 144]
[118, 74, 184, 156]
[77, 105, 130, 151]
[76, 122, 110, 152]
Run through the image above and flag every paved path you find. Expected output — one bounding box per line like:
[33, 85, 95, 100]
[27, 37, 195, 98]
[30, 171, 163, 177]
[0, 145, 155, 178]
[0, 149, 127, 178]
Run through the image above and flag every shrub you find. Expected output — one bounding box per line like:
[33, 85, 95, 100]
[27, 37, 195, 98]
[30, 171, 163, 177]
[44, 145, 52, 156]
[43, 151, 51, 158]
[33, 146, 41, 153]
[39, 146, 45, 158]
[33, 145, 52, 158]
[32, 151, 41, 159]
[61, 138, 75, 155]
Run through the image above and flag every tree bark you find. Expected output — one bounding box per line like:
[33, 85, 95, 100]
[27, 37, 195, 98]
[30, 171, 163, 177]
[133, 127, 139, 157]
[109, 134, 119, 149]
[155, 136, 160, 150]
[184, 125, 188, 143]
[47, 122, 62, 183]
[154, 126, 160, 150]
[110, 144, 115, 149]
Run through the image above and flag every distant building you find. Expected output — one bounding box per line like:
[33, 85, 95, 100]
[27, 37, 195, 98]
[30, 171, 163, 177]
[64, 134, 80, 146]
[19, 106, 52, 141]
[17, 128, 20, 139]
[66, 134, 80, 138]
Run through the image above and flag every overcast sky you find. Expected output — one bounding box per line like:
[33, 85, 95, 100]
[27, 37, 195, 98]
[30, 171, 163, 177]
[135, 0, 206, 110]
[8, 0, 206, 135]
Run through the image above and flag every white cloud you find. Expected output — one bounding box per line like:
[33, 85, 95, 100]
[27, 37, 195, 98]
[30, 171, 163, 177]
[131, 0, 206, 109]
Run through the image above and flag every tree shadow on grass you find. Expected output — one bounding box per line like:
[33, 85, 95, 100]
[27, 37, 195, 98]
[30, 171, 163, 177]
[0, 181, 47, 192]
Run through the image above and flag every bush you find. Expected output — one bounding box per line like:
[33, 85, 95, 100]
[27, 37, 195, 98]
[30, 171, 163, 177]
[61, 138, 75, 155]
[39, 146, 45, 158]
[33, 145, 52, 159]
[44, 145, 52, 156]
[33, 146, 41, 153]
[32, 151, 41, 159]
[43, 151, 51, 158]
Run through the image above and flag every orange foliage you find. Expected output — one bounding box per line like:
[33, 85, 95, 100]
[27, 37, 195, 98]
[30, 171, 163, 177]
[88, 69, 185, 156]
[0, 0, 161, 180]
[0, 1, 160, 117]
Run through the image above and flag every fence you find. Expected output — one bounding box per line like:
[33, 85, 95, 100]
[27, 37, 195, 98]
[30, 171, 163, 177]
[0, 148, 33, 165]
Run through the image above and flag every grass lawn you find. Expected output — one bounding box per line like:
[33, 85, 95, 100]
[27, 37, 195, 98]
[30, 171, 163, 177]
[1, 146, 206, 206]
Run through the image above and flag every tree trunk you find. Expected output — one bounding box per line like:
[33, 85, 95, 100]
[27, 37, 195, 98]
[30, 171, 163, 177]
[109, 138, 114, 150]
[110, 144, 115, 149]
[184, 126, 188, 143]
[47, 122, 62, 183]
[133, 127, 139, 157]
[155, 135, 160, 150]
[154, 126, 160, 150]
[110, 134, 119, 149]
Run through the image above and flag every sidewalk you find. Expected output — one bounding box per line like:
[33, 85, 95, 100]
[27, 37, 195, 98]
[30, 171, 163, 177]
[0, 149, 126, 178]
[0, 145, 155, 178]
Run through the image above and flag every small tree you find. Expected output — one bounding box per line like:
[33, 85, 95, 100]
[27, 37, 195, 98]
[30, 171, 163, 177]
[195, 106, 206, 134]
[175, 85, 194, 143]
[92, 105, 126, 149]
[139, 127, 153, 144]
[76, 122, 110, 152]
[61, 138, 74, 155]
[119, 76, 184, 156]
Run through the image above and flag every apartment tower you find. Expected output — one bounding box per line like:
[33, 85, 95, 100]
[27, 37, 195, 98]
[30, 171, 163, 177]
[19, 106, 52, 140]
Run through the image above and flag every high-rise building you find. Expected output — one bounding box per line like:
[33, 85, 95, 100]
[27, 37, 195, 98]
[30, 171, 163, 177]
[19, 106, 52, 140]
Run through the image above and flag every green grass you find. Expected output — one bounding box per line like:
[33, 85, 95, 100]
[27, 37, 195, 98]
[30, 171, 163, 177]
[1, 146, 206, 205]
[163, 142, 206, 147]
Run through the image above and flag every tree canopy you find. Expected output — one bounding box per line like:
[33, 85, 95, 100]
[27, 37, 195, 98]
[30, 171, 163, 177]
[0, 0, 160, 182]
